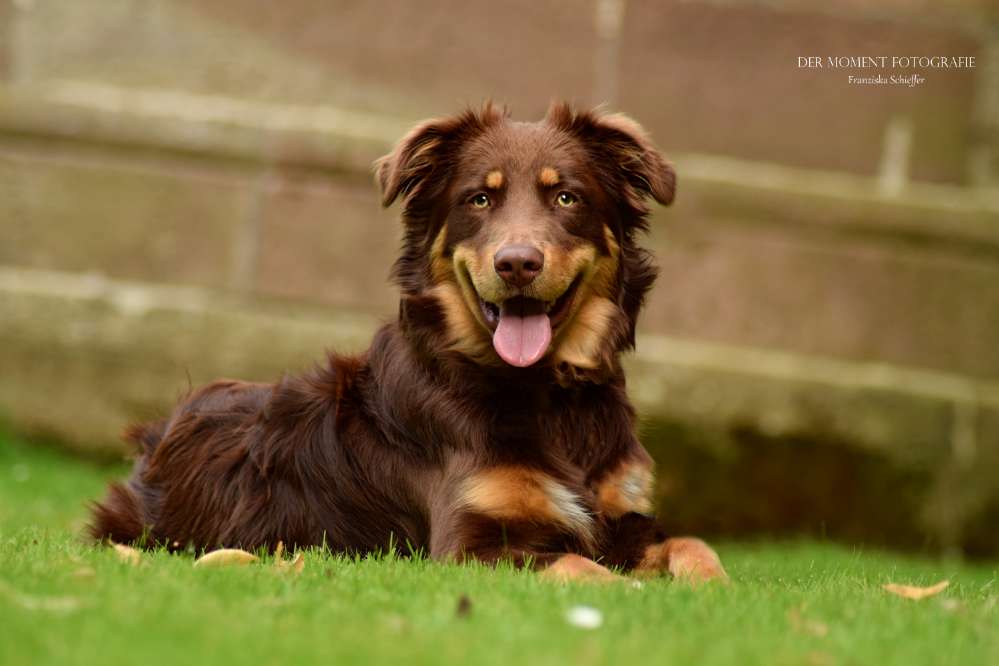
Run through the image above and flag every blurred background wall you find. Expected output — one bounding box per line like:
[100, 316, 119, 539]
[1, 0, 998, 556]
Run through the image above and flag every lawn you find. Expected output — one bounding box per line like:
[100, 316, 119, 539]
[1, 429, 996, 666]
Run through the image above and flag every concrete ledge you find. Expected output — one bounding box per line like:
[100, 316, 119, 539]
[5, 264, 997, 451]
[0, 267, 375, 457]
[0, 82, 406, 174]
[2, 266, 997, 553]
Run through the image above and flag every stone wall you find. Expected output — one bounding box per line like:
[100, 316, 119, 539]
[1, 0, 997, 555]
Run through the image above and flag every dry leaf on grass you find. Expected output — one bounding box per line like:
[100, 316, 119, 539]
[883, 580, 949, 600]
[275, 553, 305, 575]
[112, 543, 141, 566]
[194, 549, 259, 568]
[272, 541, 305, 575]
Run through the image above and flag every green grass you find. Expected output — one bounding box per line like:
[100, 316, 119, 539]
[1, 430, 996, 666]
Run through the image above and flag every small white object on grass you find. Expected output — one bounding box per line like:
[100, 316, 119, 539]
[565, 605, 603, 629]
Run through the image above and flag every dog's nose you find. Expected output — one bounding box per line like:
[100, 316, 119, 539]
[494, 244, 544, 288]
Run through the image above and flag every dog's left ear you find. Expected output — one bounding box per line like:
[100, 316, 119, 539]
[548, 104, 675, 207]
[592, 113, 676, 206]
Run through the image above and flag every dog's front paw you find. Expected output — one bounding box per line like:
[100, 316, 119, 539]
[638, 537, 728, 583]
[541, 554, 622, 584]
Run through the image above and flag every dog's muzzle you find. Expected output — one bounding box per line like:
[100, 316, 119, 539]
[479, 244, 581, 367]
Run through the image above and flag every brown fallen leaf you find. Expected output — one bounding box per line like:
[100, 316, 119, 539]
[194, 549, 259, 568]
[275, 552, 305, 575]
[883, 580, 949, 600]
[112, 543, 141, 566]
[272, 541, 304, 575]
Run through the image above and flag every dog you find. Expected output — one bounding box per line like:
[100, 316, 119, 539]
[89, 102, 726, 582]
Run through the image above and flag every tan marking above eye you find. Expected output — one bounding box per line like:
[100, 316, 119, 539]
[458, 466, 593, 538]
[539, 166, 560, 186]
[485, 170, 504, 189]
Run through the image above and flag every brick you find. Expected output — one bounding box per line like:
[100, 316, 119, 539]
[254, 174, 399, 314]
[644, 184, 999, 380]
[11, 0, 600, 119]
[0, 145, 254, 288]
[0, 269, 376, 457]
[618, 0, 979, 184]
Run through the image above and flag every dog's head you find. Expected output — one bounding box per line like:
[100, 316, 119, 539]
[377, 102, 674, 383]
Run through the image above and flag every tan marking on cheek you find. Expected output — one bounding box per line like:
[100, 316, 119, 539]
[454, 242, 507, 304]
[458, 467, 594, 538]
[532, 225, 617, 303]
[529, 243, 595, 302]
[485, 170, 504, 189]
[548, 226, 622, 369]
[539, 166, 560, 187]
[429, 225, 452, 285]
[596, 460, 654, 519]
[549, 244, 595, 285]
[586, 226, 621, 299]
[552, 296, 617, 369]
[429, 283, 497, 363]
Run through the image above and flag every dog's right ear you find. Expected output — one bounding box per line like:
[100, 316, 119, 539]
[376, 103, 506, 208]
[375, 120, 449, 208]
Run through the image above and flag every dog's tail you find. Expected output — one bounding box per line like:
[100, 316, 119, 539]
[87, 419, 167, 544]
[122, 419, 167, 457]
[87, 483, 145, 544]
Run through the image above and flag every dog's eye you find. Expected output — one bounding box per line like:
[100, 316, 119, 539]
[556, 192, 577, 208]
[471, 193, 491, 209]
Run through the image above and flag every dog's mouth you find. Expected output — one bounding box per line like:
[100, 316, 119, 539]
[477, 276, 581, 368]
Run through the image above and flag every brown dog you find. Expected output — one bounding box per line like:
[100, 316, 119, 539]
[89, 102, 725, 582]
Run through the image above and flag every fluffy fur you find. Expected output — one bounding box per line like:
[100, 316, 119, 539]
[89, 102, 725, 581]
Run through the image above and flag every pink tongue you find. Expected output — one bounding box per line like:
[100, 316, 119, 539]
[492, 300, 552, 367]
